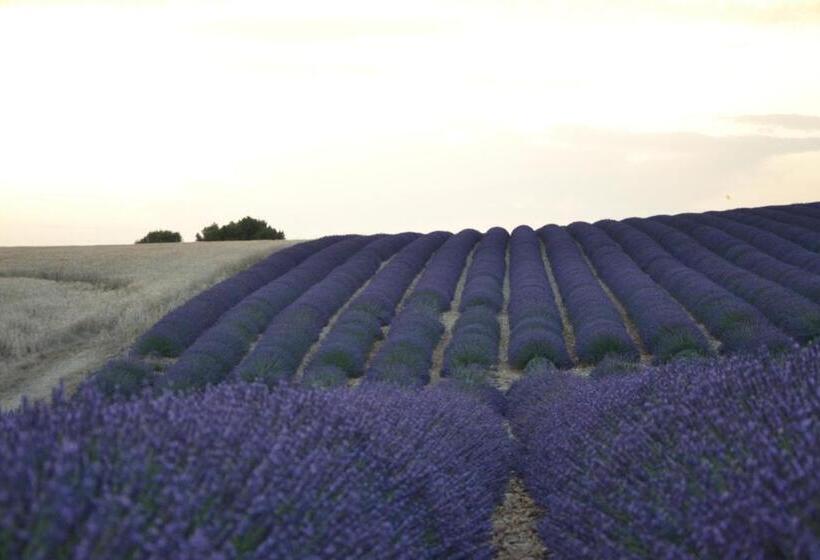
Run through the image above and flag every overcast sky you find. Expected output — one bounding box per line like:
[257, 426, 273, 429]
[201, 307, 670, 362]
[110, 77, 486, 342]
[1, 0, 819, 245]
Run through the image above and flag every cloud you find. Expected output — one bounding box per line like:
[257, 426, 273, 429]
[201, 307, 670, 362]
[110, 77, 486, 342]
[550, 125, 820, 163]
[731, 114, 820, 131]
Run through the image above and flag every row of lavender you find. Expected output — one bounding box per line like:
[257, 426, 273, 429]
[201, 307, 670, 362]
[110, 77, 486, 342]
[0, 382, 513, 558]
[5, 343, 817, 558]
[507, 344, 819, 558]
[98, 202, 820, 398]
[301, 231, 449, 387]
[365, 229, 480, 386]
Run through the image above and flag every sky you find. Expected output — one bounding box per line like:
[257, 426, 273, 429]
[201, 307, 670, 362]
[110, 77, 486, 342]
[1, 1, 819, 246]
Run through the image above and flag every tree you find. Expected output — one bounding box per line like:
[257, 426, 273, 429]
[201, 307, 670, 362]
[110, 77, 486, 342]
[135, 230, 182, 244]
[196, 217, 285, 241]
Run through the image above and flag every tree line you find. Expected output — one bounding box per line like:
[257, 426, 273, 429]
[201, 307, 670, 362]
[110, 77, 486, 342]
[136, 217, 285, 244]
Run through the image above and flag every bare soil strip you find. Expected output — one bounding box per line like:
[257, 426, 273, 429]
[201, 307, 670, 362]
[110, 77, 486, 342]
[538, 238, 580, 366]
[492, 475, 547, 560]
[429, 245, 476, 385]
[294, 257, 394, 382]
[495, 241, 519, 391]
[572, 239, 652, 364]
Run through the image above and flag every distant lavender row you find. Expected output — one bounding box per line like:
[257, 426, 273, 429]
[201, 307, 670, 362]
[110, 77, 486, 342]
[443, 228, 508, 376]
[568, 222, 712, 362]
[0, 383, 513, 559]
[508, 345, 818, 558]
[154, 235, 376, 393]
[366, 230, 480, 386]
[539, 225, 637, 364]
[779, 202, 820, 223]
[747, 206, 820, 242]
[724, 208, 820, 252]
[231, 234, 414, 386]
[598, 219, 792, 353]
[133, 236, 346, 357]
[660, 214, 820, 304]
[508, 226, 571, 369]
[302, 231, 448, 388]
[459, 227, 508, 312]
[406, 229, 482, 312]
[696, 211, 820, 275]
[633, 217, 820, 343]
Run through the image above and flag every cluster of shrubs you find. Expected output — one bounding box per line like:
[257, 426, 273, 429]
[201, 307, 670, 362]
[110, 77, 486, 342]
[196, 216, 285, 241]
[135, 230, 182, 244]
[134, 216, 285, 245]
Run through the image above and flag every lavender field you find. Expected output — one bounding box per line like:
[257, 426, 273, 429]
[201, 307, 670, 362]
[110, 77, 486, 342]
[2, 202, 820, 559]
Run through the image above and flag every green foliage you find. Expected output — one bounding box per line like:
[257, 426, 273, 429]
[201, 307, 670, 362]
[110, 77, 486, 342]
[195, 217, 285, 241]
[135, 230, 182, 244]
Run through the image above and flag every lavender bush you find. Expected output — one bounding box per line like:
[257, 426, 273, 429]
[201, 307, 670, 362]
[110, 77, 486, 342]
[443, 306, 501, 374]
[539, 224, 637, 364]
[507, 226, 571, 369]
[0, 382, 513, 559]
[659, 215, 820, 304]
[749, 206, 820, 242]
[366, 230, 479, 386]
[598, 219, 793, 353]
[230, 235, 412, 387]
[779, 202, 820, 222]
[134, 236, 345, 357]
[509, 345, 819, 559]
[459, 227, 508, 312]
[631, 217, 820, 343]
[442, 228, 506, 375]
[725, 208, 820, 252]
[568, 221, 712, 362]
[405, 229, 481, 312]
[159, 235, 378, 391]
[302, 232, 447, 386]
[697, 211, 820, 275]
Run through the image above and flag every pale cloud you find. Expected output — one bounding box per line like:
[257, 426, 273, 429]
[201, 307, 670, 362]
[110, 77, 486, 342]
[731, 114, 820, 131]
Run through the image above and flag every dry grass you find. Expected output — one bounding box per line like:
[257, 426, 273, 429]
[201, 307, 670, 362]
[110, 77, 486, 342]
[0, 240, 297, 410]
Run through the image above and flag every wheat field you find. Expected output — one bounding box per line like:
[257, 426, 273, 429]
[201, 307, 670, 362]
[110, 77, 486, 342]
[0, 240, 295, 410]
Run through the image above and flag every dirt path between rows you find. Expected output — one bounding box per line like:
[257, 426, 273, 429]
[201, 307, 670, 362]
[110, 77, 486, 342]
[492, 475, 547, 559]
[429, 245, 476, 385]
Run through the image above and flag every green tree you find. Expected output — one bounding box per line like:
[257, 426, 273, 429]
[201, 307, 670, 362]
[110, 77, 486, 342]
[135, 230, 182, 244]
[196, 217, 285, 241]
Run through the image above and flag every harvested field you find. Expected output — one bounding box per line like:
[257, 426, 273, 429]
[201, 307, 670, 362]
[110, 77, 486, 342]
[0, 240, 295, 409]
